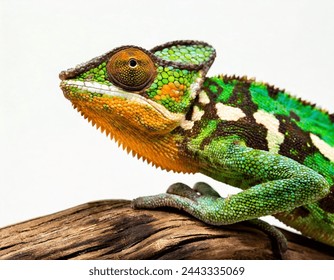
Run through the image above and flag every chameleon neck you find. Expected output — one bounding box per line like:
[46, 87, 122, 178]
[74, 103, 198, 173]
[116, 129, 198, 173]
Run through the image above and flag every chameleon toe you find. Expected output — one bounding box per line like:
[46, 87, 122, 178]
[166, 182, 199, 200]
[193, 182, 222, 197]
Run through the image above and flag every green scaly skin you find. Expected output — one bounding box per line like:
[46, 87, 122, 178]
[59, 40, 334, 253]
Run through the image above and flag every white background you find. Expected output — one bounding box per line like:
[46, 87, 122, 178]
[1, 0, 334, 232]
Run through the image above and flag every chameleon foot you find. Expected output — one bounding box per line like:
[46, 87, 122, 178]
[132, 182, 288, 259]
[132, 182, 226, 224]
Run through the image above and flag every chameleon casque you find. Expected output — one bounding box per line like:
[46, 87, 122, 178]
[59, 40, 334, 251]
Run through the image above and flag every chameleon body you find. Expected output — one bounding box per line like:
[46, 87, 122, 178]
[59, 40, 334, 248]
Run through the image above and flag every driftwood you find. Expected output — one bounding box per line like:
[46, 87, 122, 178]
[0, 200, 333, 260]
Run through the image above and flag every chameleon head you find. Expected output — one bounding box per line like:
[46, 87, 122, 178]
[59, 40, 215, 168]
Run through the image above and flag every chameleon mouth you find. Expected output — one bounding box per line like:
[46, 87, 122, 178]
[60, 80, 183, 122]
[61, 80, 148, 103]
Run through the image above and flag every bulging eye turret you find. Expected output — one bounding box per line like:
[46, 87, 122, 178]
[106, 48, 156, 91]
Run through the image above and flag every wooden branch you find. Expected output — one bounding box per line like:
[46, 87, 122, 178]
[0, 200, 333, 260]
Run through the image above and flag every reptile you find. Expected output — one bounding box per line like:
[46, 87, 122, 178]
[59, 40, 334, 254]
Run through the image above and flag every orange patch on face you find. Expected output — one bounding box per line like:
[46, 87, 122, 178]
[92, 96, 177, 133]
[154, 82, 186, 102]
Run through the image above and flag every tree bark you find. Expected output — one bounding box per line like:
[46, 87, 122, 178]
[0, 200, 333, 260]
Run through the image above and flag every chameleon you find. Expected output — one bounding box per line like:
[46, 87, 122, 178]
[59, 40, 334, 252]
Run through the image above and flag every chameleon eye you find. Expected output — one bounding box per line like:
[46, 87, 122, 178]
[106, 48, 156, 91]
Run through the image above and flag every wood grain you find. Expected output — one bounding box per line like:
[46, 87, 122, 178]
[0, 200, 333, 259]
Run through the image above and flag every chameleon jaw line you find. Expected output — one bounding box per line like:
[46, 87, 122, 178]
[61, 80, 183, 122]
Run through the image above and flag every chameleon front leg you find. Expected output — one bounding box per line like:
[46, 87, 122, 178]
[133, 143, 330, 258]
[134, 181, 289, 258]
[133, 144, 330, 225]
